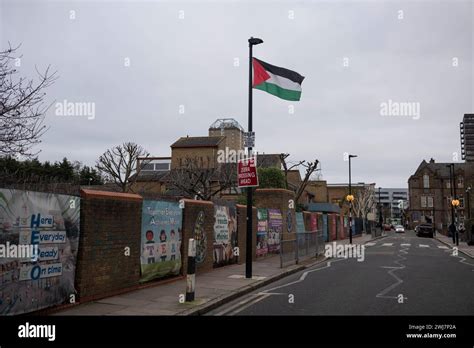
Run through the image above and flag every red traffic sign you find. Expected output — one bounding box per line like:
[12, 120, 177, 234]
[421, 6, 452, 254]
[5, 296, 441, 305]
[238, 157, 259, 188]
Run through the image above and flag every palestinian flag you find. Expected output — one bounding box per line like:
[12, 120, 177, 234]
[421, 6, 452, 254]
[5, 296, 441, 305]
[252, 57, 305, 101]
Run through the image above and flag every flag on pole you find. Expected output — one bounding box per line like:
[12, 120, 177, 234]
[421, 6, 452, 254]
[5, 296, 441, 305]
[252, 57, 305, 101]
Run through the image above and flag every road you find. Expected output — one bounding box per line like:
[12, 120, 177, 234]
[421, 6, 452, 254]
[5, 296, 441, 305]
[208, 231, 474, 315]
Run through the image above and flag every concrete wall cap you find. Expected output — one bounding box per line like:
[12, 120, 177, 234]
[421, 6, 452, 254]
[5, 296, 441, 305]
[255, 188, 295, 195]
[80, 189, 143, 201]
[181, 198, 214, 205]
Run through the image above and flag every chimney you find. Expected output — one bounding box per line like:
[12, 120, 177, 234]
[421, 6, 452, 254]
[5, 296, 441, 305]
[429, 158, 435, 163]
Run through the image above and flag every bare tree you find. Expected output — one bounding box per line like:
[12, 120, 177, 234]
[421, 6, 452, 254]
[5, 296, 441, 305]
[279, 153, 320, 202]
[295, 160, 319, 203]
[0, 44, 57, 157]
[279, 153, 304, 189]
[352, 185, 376, 232]
[168, 156, 236, 200]
[96, 142, 149, 192]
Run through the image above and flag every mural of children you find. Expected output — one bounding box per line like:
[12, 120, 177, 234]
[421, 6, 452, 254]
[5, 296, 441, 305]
[159, 230, 167, 262]
[144, 230, 156, 264]
[170, 230, 177, 261]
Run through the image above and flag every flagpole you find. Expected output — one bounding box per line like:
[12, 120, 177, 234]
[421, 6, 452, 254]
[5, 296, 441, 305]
[246, 37, 263, 279]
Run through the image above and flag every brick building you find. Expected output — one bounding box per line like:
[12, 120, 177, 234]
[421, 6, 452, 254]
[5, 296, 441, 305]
[407, 158, 466, 234]
[208, 118, 244, 152]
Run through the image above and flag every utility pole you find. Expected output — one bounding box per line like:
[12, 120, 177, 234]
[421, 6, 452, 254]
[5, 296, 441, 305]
[245, 37, 263, 279]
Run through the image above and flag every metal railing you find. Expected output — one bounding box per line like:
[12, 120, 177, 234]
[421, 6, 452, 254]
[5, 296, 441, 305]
[280, 229, 324, 268]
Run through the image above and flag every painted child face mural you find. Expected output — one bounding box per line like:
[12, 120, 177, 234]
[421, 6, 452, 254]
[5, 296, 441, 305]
[160, 230, 167, 242]
[146, 230, 154, 242]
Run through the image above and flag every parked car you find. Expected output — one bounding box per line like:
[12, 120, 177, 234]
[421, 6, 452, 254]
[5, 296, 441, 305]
[395, 225, 405, 233]
[416, 223, 434, 238]
[383, 224, 392, 231]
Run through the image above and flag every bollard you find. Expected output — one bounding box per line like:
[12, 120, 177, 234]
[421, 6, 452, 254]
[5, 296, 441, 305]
[185, 238, 196, 302]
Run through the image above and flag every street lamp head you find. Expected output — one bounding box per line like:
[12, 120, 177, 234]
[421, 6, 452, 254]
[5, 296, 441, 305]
[249, 37, 264, 45]
[349, 154, 358, 158]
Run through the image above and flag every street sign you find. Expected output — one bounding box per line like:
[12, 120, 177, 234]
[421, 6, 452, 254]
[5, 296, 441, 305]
[238, 157, 259, 188]
[243, 131, 255, 148]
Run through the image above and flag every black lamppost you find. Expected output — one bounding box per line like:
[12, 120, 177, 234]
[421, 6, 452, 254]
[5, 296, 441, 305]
[245, 37, 263, 279]
[347, 154, 357, 244]
[378, 187, 383, 233]
[447, 164, 456, 243]
[466, 186, 471, 219]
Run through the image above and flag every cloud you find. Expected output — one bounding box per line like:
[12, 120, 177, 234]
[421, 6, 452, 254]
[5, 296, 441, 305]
[1, 0, 472, 187]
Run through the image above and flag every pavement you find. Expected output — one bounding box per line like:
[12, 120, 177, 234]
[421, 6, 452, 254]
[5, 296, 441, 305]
[207, 230, 474, 316]
[52, 232, 383, 316]
[434, 232, 474, 258]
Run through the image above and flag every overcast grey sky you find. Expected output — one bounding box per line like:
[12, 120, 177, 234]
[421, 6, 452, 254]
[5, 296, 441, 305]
[1, 0, 472, 187]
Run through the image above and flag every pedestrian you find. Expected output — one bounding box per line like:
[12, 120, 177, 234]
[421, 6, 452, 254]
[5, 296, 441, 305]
[459, 223, 466, 242]
[448, 223, 456, 238]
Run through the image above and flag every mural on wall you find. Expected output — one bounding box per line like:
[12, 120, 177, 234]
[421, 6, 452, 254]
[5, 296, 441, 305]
[267, 209, 282, 253]
[310, 213, 318, 232]
[0, 189, 80, 315]
[140, 200, 182, 282]
[213, 205, 237, 267]
[330, 214, 337, 241]
[286, 210, 293, 232]
[256, 208, 268, 257]
[296, 212, 305, 233]
[194, 211, 207, 264]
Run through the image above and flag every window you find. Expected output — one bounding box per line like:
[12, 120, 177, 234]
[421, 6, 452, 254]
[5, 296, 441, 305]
[141, 163, 154, 171]
[155, 163, 170, 171]
[423, 174, 430, 189]
[421, 196, 427, 208]
[446, 181, 451, 189]
[458, 176, 464, 188]
[427, 196, 434, 208]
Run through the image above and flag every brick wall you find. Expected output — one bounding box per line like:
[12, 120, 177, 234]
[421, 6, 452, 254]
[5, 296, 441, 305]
[255, 188, 296, 257]
[236, 204, 257, 263]
[181, 199, 215, 275]
[254, 188, 296, 237]
[180, 199, 258, 275]
[76, 189, 142, 301]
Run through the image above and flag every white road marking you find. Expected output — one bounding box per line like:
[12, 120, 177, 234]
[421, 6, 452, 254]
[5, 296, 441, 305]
[214, 294, 262, 316]
[365, 242, 376, 247]
[382, 243, 393, 246]
[442, 248, 474, 267]
[419, 244, 430, 248]
[376, 247, 407, 300]
[437, 246, 449, 249]
[217, 258, 348, 316]
[400, 243, 411, 247]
